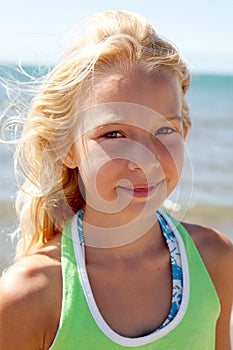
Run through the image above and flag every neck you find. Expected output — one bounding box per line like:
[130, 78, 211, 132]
[81, 205, 166, 263]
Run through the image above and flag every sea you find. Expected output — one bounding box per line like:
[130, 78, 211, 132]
[0, 65, 233, 274]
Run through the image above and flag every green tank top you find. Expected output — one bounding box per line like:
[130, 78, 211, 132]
[49, 211, 220, 350]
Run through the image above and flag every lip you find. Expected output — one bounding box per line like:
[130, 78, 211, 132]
[132, 186, 155, 198]
[117, 182, 161, 198]
[132, 183, 157, 189]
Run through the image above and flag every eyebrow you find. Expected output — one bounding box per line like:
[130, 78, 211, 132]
[165, 114, 182, 121]
[95, 115, 182, 126]
[93, 123, 122, 131]
[94, 116, 182, 132]
[86, 113, 182, 135]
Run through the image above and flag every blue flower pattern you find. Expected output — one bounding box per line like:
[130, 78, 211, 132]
[77, 209, 183, 333]
[155, 212, 183, 331]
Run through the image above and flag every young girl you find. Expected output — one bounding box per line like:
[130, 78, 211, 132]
[0, 10, 232, 350]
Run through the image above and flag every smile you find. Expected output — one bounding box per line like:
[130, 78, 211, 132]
[117, 183, 162, 198]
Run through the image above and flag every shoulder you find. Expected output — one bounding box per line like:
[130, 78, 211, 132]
[181, 221, 233, 303]
[181, 221, 233, 348]
[181, 222, 233, 289]
[0, 234, 62, 350]
[181, 221, 233, 277]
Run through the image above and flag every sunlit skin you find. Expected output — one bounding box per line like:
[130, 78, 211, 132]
[0, 70, 232, 350]
[67, 70, 185, 230]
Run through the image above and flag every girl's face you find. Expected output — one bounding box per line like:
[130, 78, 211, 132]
[69, 71, 186, 221]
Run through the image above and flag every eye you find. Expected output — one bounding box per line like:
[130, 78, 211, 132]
[102, 131, 124, 138]
[155, 127, 177, 135]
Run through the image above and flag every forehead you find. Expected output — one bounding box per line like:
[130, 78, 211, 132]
[88, 70, 182, 114]
[75, 71, 182, 135]
[75, 102, 181, 139]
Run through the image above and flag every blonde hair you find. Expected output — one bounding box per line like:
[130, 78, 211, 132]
[12, 10, 191, 259]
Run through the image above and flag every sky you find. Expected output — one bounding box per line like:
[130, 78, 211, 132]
[1, 0, 233, 74]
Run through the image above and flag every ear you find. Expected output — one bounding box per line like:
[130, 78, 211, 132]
[63, 144, 80, 169]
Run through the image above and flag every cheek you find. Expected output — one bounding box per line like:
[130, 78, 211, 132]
[95, 159, 124, 189]
[157, 137, 184, 179]
[78, 142, 123, 199]
[96, 159, 116, 179]
[79, 139, 128, 186]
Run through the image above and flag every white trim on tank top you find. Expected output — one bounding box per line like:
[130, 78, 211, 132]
[70, 209, 190, 347]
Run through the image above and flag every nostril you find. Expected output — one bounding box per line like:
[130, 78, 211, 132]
[127, 160, 141, 171]
[127, 155, 160, 172]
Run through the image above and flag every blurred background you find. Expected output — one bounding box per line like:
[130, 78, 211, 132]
[0, 0, 232, 269]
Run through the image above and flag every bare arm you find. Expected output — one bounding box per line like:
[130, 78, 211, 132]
[0, 254, 61, 350]
[183, 223, 233, 350]
[211, 236, 233, 350]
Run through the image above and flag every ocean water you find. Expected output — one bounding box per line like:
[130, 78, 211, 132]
[186, 74, 233, 206]
[0, 65, 233, 272]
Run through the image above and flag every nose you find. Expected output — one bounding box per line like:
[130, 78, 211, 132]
[126, 139, 160, 173]
[127, 156, 159, 173]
